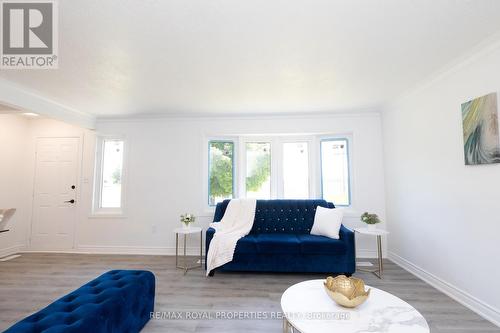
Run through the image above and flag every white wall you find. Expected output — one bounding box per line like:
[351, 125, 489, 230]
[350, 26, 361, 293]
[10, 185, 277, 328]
[0, 115, 32, 257]
[1, 113, 386, 258]
[382, 42, 500, 325]
[75, 113, 386, 256]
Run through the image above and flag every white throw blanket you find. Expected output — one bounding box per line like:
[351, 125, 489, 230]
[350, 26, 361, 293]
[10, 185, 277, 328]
[206, 199, 257, 276]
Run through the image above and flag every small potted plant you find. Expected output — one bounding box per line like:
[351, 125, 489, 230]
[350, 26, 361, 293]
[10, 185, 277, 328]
[180, 213, 196, 229]
[360, 212, 381, 230]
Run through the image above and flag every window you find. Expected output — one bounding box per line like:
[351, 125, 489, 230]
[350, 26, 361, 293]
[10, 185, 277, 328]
[245, 142, 271, 199]
[320, 138, 350, 206]
[205, 135, 352, 207]
[208, 141, 234, 206]
[283, 142, 309, 199]
[94, 138, 126, 214]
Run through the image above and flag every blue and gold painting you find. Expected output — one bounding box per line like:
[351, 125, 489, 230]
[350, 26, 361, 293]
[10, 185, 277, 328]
[461, 92, 500, 165]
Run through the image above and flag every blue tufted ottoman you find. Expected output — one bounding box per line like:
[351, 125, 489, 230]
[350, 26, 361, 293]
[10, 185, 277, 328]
[4, 270, 155, 333]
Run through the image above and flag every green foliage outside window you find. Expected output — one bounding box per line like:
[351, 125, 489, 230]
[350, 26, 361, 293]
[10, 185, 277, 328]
[245, 143, 271, 192]
[209, 142, 234, 199]
[209, 141, 272, 205]
[111, 168, 121, 184]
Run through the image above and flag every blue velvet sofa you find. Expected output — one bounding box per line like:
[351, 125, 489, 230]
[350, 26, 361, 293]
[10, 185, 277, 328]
[206, 199, 355, 275]
[4, 270, 155, 333]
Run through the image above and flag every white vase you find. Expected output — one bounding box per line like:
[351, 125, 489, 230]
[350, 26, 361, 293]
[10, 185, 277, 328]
[367, 224, 377, 230]
[182, 223, 190, 229]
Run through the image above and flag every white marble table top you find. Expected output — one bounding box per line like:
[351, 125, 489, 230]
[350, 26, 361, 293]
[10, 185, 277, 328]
[173, 226, 202, 234]
[281, 279, 429, 333]
[354, 227, 389, 236]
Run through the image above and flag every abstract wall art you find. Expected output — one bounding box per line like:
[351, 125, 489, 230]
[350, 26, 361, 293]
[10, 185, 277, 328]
[461, 92, 500, 165]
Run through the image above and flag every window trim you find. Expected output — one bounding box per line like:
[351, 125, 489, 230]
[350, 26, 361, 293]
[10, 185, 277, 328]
[92, 136, 127, 216]
[279, 137, 314, 199]
[241, 139, 274, 200]
[207, 138, 237, 207]
[319, 136, 352, 207]
[204, 134, 353, 210]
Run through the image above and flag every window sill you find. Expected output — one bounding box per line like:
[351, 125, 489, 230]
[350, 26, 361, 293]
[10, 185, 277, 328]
[337, 207, 358, 218]
[204, 207, 216, 215]
[88, 213, 127, 219]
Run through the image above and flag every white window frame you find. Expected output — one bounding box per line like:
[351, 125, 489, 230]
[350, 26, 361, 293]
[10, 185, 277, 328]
[92, 136, 127, 217]
[239, 137, 276, 199]
[204, 137, 239, 209]
[240, 136, 319, 200]
[317, 134, 353, 207]
[278, 136, 315, 199]
[203, 133, 353, 211]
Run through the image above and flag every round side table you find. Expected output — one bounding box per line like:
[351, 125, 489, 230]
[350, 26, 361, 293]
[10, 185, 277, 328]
[354, 227, 389, 279]
[173, 226, 203, 274]
[281, 279, 429, 333]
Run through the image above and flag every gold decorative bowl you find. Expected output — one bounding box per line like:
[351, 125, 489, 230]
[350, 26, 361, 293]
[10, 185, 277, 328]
[323, 275, 370, 308]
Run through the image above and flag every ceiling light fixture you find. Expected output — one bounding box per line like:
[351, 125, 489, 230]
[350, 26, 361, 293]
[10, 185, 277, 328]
[22, 112, 39, 117]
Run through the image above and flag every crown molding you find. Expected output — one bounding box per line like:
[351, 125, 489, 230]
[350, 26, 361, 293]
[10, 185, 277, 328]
[96, 107, 382, 124]
[386, 31, 500, 109]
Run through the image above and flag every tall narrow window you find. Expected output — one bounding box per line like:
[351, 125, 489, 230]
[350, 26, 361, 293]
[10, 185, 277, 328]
[99, 139, 124, 209]
[208, 141, 234, 206]
[321, 139, 350, 206]
[245, 142, 271, 199]
[283, 142, 309, 199]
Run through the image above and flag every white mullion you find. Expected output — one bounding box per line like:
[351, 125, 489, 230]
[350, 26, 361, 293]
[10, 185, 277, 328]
[311, 136, 321, 199]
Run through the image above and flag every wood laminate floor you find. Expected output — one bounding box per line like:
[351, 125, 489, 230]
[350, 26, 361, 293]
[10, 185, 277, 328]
[0, 253, 498, 332]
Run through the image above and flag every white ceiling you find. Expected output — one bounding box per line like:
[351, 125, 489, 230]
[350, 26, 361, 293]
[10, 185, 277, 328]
[2, 0, 500, 117]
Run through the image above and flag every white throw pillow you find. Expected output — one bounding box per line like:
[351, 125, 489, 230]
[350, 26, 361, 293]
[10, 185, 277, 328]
[310, 206, 343, 239]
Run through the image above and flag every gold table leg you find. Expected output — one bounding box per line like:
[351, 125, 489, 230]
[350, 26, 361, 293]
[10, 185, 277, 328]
[377, 235, 383, 278]
[175, 231, 204, 274]
[175, 233, 178, 267]
[356, 233, 384, 279]
[283, 317, 299, 333]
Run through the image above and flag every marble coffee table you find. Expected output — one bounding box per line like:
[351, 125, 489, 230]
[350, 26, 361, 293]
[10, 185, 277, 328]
[281, 279, 429, 333]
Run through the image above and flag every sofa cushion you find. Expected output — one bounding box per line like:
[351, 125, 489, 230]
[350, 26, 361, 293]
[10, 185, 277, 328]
[310, 206, 343, 239]
[251, 199, 334, 235]
[255, 233, 301, 254]
[235, 235, 258, 254]
[298, 234, 347, 255]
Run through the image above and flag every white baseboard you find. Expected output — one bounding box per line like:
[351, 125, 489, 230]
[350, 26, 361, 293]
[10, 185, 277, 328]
[24, 246, 383, 258]
[25, 246, 382, 258]
[23, 245, 202, 256]
[0, 244, 24, 258]
[389, 251, 500, 328]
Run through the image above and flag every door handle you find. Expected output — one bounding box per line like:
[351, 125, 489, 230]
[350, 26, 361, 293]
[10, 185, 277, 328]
[64, 199, 75, 204]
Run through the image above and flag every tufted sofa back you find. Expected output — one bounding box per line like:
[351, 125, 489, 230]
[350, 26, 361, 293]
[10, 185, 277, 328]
[213, 199, 334, 235]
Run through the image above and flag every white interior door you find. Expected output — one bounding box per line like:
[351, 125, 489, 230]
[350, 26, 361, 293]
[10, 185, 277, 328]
[30, 137, 80, 250]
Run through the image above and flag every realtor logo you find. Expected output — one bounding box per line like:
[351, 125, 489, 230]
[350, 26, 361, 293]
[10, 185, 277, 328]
[1, 0, 58, 69]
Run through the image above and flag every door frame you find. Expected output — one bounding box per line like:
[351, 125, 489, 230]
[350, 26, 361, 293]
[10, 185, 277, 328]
[28, 135, 84, 250]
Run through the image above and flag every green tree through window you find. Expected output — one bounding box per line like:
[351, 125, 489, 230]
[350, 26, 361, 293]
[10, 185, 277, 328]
[209, 141, 234, 205]
[245, 143, 271, 193]
[209, 141, 273, 205]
